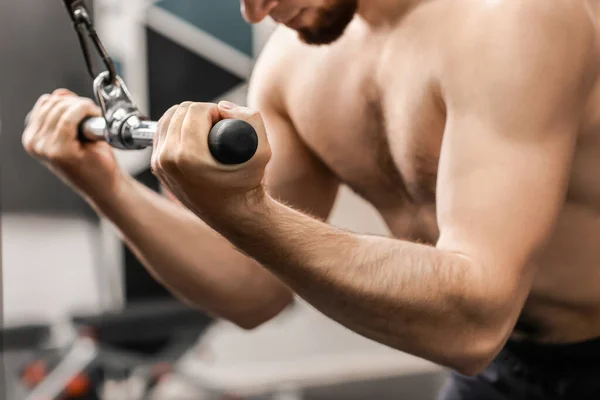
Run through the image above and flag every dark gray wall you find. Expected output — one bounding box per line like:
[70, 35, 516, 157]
[0, 0, 97, 217]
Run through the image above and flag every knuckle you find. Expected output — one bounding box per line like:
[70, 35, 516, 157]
[22, 138, 34, 154]
[47, 148, 72, 164]
[34, 141, 47, 156]
[21, 128, 31, 143]
[152, 157, 169, 177]
[22, 129, 34, 146]
[91, 103, 102, 115]
[180, 114, 195, 130]
[47, 94, 61, 103]
[157, 149, 172, 166]
[56, 117, 77, 134]
[165, 105, 179, 114]
[40, 96, 59, 112]
[53, 88, 73, 96]
[37, 94, 51, 106]
[150, 155, 160, 172]
[50, 101, 70, 118]
[189, 102, 215, 112]
[248, 108, 261, 118]
[158, 105, 178, 125]
[163, 158, 177, 171]
[156, 118, 168, 132]
[160, 161, 176, 174]
[173, 148, 188, 165]
[79, 97, 96, 108]
[247, 109, 262, 123]
[45, 148, 63, 161]
[160, 151, 181, 172]
[187, 102, 217, 122]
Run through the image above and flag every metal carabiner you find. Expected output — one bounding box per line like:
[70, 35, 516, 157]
[61, 0, 117, 85]
[92, 71, 151, 150]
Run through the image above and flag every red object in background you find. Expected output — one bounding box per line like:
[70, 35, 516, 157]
[65, 374, 91, 398]
[22, 360, 48, 387]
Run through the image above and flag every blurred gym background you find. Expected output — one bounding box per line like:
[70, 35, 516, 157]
[1, 0, 448, 398]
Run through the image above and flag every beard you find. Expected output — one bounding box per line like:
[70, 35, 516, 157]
[297, 0, 358, 45]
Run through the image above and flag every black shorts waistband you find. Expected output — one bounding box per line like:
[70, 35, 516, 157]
[506, 336, 600, 362]
[498, 336, 600, 376]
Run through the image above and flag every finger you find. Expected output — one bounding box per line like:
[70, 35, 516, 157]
[26, 95, 66, 151]
[40, 99, 100, 161]
[36, 95, 66, 128]
[27, 94, 53, 129]
[23, 94, 51, 149]
[182, 102, 220, 144]
[54, 98, 101, 145]
[158, 102, 193, 174]
[34, 100, 80, 159]
[155, 105, 179, 148]
[217, 101, 267, 140]
[167, 102, 194, 145]
[153, 105, 178, 172]
[33, 132, 50, 159]
[29, 94, 51, 118]
[40, 97, 74, 135]
[33, 89, 75, 129]
[53, 88, 77, 97]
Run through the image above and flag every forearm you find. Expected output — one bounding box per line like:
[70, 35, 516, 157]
[90, 175, 292, 328]
[213, 195, 509, 371]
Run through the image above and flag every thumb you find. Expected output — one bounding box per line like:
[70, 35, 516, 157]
[217, 101, 267, 135]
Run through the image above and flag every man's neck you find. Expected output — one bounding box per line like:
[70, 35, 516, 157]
[357, 0, 424, 27]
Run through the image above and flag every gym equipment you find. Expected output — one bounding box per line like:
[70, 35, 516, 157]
[78, 71, 259, 165]
[13, 2, 229, 398]
[18, 302, 212, 400]
[26, 0, 259, 166]
[2, 324, 58, 399]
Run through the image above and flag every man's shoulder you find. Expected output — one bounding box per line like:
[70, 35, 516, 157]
[456, 0, 596, 45]
[451, 0, 598, 82]
[380, 0, 598, 89]
[248, 26, 308, 112]
[383, 0, 597, 60]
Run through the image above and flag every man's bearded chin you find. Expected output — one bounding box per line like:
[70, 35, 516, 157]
[297, 0, 358, 45]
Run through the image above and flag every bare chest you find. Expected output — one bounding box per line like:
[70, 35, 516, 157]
[287, 38, 445, 240]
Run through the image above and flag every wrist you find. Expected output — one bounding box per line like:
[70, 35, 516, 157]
[85, 171, 135, 216]
[195, 186, 274, 232]
[221, 185, 272, 220]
